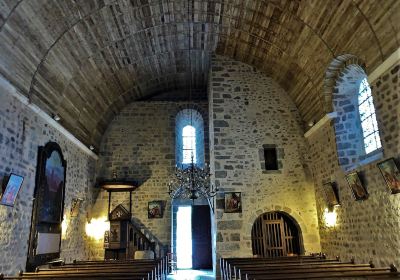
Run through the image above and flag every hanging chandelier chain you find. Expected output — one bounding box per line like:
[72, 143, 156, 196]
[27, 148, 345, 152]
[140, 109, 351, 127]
[167, 0, 218, 205]
[187, 0, 193, 127]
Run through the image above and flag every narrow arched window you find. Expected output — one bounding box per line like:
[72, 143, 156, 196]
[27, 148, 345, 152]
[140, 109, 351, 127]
[329, 56, 383, 171]
[175, 109, 205, 168]
[182, 125, 196, 164]
[358, 78, 381, 154]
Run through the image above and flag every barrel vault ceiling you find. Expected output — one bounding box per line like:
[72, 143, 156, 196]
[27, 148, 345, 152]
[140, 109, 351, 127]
[0, 0, 399, 149]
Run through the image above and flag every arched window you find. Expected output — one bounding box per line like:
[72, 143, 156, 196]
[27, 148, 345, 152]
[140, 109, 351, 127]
[358, 78, 381, 154]
[328, 56, 383, 171]
[175, 109, 205, 168]
[182, 125, 196, 164]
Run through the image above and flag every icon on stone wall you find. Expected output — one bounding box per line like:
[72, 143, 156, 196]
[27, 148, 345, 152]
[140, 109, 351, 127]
[323, 182, 340, 208]
[377, 158, 400, 194]
[345, 172, 368, 200]
[148, 200, 164, 218]
[0, 173, 24, 207]
[70, 198, 83, 217]
[224, 192, 242, 213]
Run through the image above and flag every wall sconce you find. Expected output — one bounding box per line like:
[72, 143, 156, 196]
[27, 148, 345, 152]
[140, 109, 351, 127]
[324, 208, 337, 228]
[85, 216, 109, 240]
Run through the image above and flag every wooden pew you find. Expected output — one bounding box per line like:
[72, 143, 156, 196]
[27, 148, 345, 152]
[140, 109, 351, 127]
[220, 256, 400, 280]
[1, 257, 167, 280]
[220, 255, 340, 280]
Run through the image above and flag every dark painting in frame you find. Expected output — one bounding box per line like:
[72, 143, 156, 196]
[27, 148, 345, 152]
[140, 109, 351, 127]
[377, 158, 400, 194]
[224, 192, 242, 213]
[26, 142, 67, 271]
[323, 181, 340, 208]
[148, 200, 164, 218]
[0, 173, 24, 207]
[37, 143, 67, 223]
[345, 172, 368, 200]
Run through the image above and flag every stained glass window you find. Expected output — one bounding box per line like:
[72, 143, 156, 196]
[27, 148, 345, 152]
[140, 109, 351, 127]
[358, 78, 381, 154]
[182, 125, 196, 164]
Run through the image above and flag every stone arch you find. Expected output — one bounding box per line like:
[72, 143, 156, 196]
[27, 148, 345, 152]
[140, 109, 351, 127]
[249, 210, 305, 257]
[244, 206, 309, 252]
[325, 55, 382, 170]
[323, 54, 366, 113]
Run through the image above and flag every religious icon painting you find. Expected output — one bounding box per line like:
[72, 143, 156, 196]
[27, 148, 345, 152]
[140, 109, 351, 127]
[377, 158, 400, 194]
[70, 198, 83, 217]
[148, 200, 164, 218]
[323, 182, 340, 208]
[0, 173, 24, 207]
[224, 192, 242, 213]
[345, 172, 368, 201]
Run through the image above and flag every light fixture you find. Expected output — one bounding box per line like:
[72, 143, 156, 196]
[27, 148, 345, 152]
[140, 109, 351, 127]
[167, 0, 218, 208]
[89, 145, 94, 151]
[53, 114, 61, 121]
[85, 216, 110, 241]
[324, 208, 337, 228]
[168, 156, 218, 201]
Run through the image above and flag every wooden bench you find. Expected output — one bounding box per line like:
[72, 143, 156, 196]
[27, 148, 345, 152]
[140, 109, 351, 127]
[221, 256, 400, 280]
[0, 257, 167, 280]
[221, 255, 340, 280]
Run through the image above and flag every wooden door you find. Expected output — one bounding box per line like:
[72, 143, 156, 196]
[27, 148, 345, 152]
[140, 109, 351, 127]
[191, 205, 212, 269]
[252, 212, 300, 257]
[263, 217, 286, 257]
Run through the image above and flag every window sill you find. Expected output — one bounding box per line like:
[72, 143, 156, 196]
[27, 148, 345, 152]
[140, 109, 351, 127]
[345, 148, 383, 172]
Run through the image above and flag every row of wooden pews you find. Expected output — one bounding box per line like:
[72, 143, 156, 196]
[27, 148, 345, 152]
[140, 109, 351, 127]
[0, 257, 168, 280]
[220, 254, 400, 280]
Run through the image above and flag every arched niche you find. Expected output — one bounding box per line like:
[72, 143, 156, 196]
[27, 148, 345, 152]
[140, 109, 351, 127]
[251, 211, 304, 257]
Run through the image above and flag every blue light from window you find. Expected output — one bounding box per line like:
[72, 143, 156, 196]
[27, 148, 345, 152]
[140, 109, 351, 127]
[358, 78, 381, 154]
[182, 125, 196, 164]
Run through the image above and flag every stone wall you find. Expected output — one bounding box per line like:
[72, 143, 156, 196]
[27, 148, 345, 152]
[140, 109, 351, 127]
[308, 61, 400, 267]
[0, 80, 97, 275]
[209, 56, 322, 261]
[95, 101, 209, 250]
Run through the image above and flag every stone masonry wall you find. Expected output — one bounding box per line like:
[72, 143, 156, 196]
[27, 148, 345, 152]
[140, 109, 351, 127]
[95, 101, 208, 250]
[308, 61, 400, 267]
[209, 56, 322, 262]
[0, 85, 97, 275]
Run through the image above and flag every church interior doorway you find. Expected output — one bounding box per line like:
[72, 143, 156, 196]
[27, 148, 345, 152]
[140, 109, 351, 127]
[251, 211, 302, 257]
[174, 204, 212, 270]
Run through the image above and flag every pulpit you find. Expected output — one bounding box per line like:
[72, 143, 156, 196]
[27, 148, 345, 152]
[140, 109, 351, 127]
[99, 179, 155, 260]
[104, 204, 135, 260]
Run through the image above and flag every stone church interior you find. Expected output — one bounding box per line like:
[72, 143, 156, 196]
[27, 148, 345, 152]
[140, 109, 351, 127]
[0, 0, 399, 279]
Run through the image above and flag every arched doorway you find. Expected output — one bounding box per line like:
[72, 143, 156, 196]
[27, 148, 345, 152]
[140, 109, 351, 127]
[251, 211, 303, 257]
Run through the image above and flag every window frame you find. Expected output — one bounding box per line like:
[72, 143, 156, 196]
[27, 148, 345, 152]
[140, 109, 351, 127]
[182, 125, 197, 164]
[357, 78, 382, 155]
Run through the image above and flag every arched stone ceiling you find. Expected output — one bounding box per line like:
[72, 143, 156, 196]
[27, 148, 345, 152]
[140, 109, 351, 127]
[0, 0, 398, 149]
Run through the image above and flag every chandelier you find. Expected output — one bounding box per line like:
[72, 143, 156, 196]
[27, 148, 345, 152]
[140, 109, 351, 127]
[168, 156, 218, 201]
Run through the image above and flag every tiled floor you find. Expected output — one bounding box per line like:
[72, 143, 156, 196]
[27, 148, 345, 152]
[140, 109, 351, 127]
[167, 269, 215, 280]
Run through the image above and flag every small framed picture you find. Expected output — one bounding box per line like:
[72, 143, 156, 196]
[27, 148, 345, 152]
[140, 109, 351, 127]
[377, 158, 400, 194]
[148, 200, 164, 218]
[70, 198, 83, 217]
[323, 182, 340, 208]
[0, 173, 24, 207]
[345, 172, 368, 200]
[224, 192, 242, 213]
